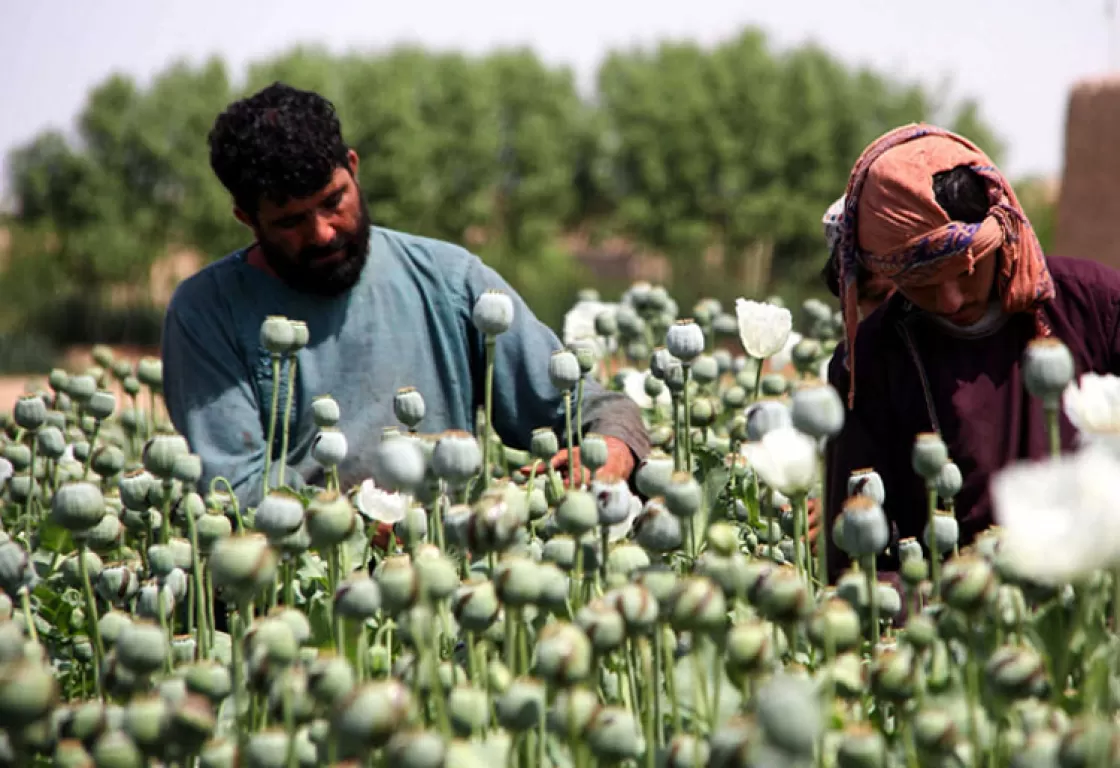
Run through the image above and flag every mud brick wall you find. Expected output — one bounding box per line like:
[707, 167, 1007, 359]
[1056, 75, 1120, 270]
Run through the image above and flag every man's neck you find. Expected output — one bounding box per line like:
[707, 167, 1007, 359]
[245, 244, 277, 277]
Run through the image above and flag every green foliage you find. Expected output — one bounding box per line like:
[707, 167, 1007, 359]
[2, 27, 1007, 340]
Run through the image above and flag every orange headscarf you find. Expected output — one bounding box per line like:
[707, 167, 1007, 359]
[835, 123, 1055, 408]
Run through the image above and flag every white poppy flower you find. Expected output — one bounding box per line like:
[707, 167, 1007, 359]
[1063, 372, 1120, 434]
[619, 368, 670, 410]
[769, 331, 802, 374]
[564, 300, 618, 357]
[736, 298, 793, 360]
[741, 426, 819, 496]
[991, 445, 1120, 585]
[353, 478, 408, 524]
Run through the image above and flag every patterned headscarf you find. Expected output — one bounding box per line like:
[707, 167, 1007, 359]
[835, 123, 1055, 409]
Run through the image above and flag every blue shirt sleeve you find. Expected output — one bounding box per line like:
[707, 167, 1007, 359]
[160, 277, 301, 509]
[459, 253, 649, 459]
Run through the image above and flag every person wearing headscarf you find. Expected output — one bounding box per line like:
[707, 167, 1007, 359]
[818, 123, 1120, 585]
[820, 194, 895, 321]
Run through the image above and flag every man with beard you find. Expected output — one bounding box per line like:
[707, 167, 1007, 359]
[161, 82, 649, 508]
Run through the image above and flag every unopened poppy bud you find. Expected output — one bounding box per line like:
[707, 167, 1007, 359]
[87, 390, 117, 421]
[374, 555, 419, 615]
[472, 290, 515, 336]
[941, 555, 996, 613]
[790, 382, 844, 439]
[254, 489, 305, 540]
[334, 574, 382, 620]
[665, 320, 705, 364]
[872, 647, 917, 701]
[836, 724, 887, 768]
[587, 705, 645, 761]
[431, 431, 482, 486]
[580, 434, 609, 474]
[745, 400, 792, 443]
[692, 355, 719, 386]
[633, 500, 683, 553]
[35, 426, 66, 460]
[260, 316, 295, 355]
[808, 598, 863, 652]
[912, 432, 948, 482]
[196, 512, 232, 552]
[311, 395, 340, 428]
[495, 677, 547, 732]
[837, 496, 889, 558]
[413, 548, 459, 601]
[13, 396, 47, 432]
[123, 693, 169, 753]
[530, 428, 558, 461]
[541, 535, 576, 571]
[447, 685, 490, 736]
[209, 533, 279, 602]
[924, 511, 959, 556]
[1023, 337, 1075, 406]
[575, 600, 626, 653]
[671, 576, 727, 635]
[725, 620, 774, 681]
[118, 469, 153, 512]
[91, 729, 143, 768]
[533, 622, 593, 685]
[184, 661, 233, 704]
[664, 472, 702, 519]
[753, 566, 812, 625]
[67, 374, 97, 404]
[304, 653, 354, 709]
[912, 708, 959, 755]
[556, 490, 598, 536]
[289, 319, 309, 350]
[142, 433, 189, 480]
[848, 468, 886, 505]
[54, 739, 93, 768]
[0, 658, 58, 729]
[3, 444, 30, 472]
[305, 490, 356, 547]
[935, 461, 962, 500]
[115, 620, 168, 675]
[634, 451, 673, 498]
[627, 340, 651, 361]
[451, 578, 500, 633]
[690, 397, 717, 428]
[91, 445, 125, 479]
[383, 729, 446, 768]
[549, 350, 582, 392]
[136, 582, 176, 621]
[493, 556, 542, 607]
[756, 673, 821, 758]
[0, 541, 37, 596]
[311, 428, 348, 468]
[52, 481, 106, 532]
[332, 679, 416, 750]
[592, 309, 617, 338]
[706, 521, 739, 557]
[372, 436, 426, 495]
[986, 645, 1048, 700]
[392, 387, 426, 429]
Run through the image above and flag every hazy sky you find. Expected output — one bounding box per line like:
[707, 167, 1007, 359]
[1, 0, 1115, 204]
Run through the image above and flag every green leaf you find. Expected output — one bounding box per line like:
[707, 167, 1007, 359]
[33, 519, 73, 555]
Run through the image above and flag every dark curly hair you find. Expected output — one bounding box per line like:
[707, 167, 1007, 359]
[208, 82, 351, 217]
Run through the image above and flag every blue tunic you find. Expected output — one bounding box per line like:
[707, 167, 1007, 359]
[161, 226, 648, 507]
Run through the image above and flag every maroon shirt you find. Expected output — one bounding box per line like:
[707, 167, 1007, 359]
[824, 255, 1120, 581]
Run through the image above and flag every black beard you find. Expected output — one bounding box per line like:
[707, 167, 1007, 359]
[259, 200, 372, 297]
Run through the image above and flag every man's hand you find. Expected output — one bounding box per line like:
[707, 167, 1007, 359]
[522, 435, 636, 485]
[807, 497, 822, 553]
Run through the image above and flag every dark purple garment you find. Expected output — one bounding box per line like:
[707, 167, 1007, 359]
[823, 255, 1120, 583]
